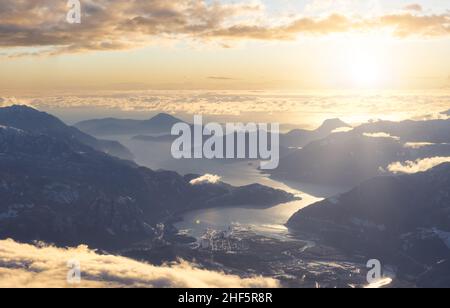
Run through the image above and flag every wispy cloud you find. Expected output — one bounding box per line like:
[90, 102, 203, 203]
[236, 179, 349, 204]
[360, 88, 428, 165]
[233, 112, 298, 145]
[403, 142, 435, 149]
[0, 0, 449, 56]
[2, 91, 449, 125]
[0, 239, 279, 288]
[403, 4, 423, 12]
[207, 76, 238, 81]
[387, 157, 450, 174]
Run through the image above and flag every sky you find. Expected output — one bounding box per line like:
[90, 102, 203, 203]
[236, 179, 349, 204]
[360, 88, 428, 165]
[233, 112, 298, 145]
[1, 0, 450, 92]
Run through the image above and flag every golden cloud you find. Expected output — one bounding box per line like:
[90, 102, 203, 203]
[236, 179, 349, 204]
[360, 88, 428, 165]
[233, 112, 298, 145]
[0, 0, 449, 56]
[0, 239, 280, 288]
[388, 157, 450, 174]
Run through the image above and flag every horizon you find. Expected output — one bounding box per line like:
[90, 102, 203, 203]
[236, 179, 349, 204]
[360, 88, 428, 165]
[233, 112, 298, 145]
[1, 89, 449, 128]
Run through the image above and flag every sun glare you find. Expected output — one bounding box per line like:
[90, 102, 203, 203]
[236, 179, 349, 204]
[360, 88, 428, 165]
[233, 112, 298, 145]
[349, 53, 382, 88]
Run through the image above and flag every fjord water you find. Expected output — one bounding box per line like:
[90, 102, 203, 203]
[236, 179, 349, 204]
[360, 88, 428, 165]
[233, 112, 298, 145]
[114, 136, 345, 240]
[174, 162, 344, 240]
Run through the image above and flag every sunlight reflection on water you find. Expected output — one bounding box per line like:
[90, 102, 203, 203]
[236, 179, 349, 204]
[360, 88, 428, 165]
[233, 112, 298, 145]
[174, 162, 340, 240]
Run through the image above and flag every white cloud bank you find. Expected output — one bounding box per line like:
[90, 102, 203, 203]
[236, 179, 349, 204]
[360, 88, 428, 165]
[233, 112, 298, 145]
[331, 127, 353, 133]
[0, 239, 279, 288]
[190, 174, 222, 185]
[2, 91, 449, 121]
[387, 157, 450, 174]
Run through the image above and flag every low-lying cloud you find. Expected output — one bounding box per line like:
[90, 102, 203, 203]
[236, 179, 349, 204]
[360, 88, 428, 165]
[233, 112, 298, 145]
[332, 127, 354, 133]
[0, 0, 449, 56]
[403, 4, 423, 12]
[403, 142, 435, 149]
[387, 157, 450, 174]
[363, 132, 400, 140]
[0, 239, 279, 288]
[190, 174, 222, 185]
[2, 91, 449, 123]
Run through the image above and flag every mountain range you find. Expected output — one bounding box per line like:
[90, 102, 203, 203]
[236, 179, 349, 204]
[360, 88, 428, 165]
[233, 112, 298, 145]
[280, 118, 351, 148]
[353, 118, 450, 144]
[88, 113, 450, 189]
[130, 118, 351, 147]
[287, 163, 450, 287]
[270, 116, 450, 187]
[75, 113, 184, 136]
[0, 106, 297, 249]
[0, 105, 134, 160]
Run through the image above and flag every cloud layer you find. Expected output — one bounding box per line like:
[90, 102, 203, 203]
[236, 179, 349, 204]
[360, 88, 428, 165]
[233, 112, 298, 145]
[1, 91, 449, 129]
[388, 157, 450, 174]
[1, 0, 449, 56]
[0, 239, 279, 288]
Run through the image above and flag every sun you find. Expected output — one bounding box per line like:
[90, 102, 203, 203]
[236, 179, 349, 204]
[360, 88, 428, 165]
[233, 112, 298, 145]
[349, 54, 382, 88]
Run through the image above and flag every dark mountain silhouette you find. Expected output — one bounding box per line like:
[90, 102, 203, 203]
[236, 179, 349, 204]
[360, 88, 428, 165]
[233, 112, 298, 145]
[274, 133, 405, 186]
[0, 110, 296, 249]
[0, 105, 133, 160]
[287, 163, 450, 287]
[75, 113, 184, 136]
[132, 128, 293, 164]
[353, 118, 450, 144]
[280, 118, 351, 148]
[270, 118, 450, 187]
[133, 134, 178, 143]
[131, 118, 351, 150]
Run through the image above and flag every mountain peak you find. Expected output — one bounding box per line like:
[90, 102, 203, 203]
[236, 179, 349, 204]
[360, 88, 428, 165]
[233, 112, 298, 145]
[3, 104, 39, 113]
[75, 113, 184, 136]
[317, 118, 351, 133]
[0, 105, 66, 132]
[0, 105, 134, 160]
[148, 113, 181, 124]
[142, 113, 183, 128]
